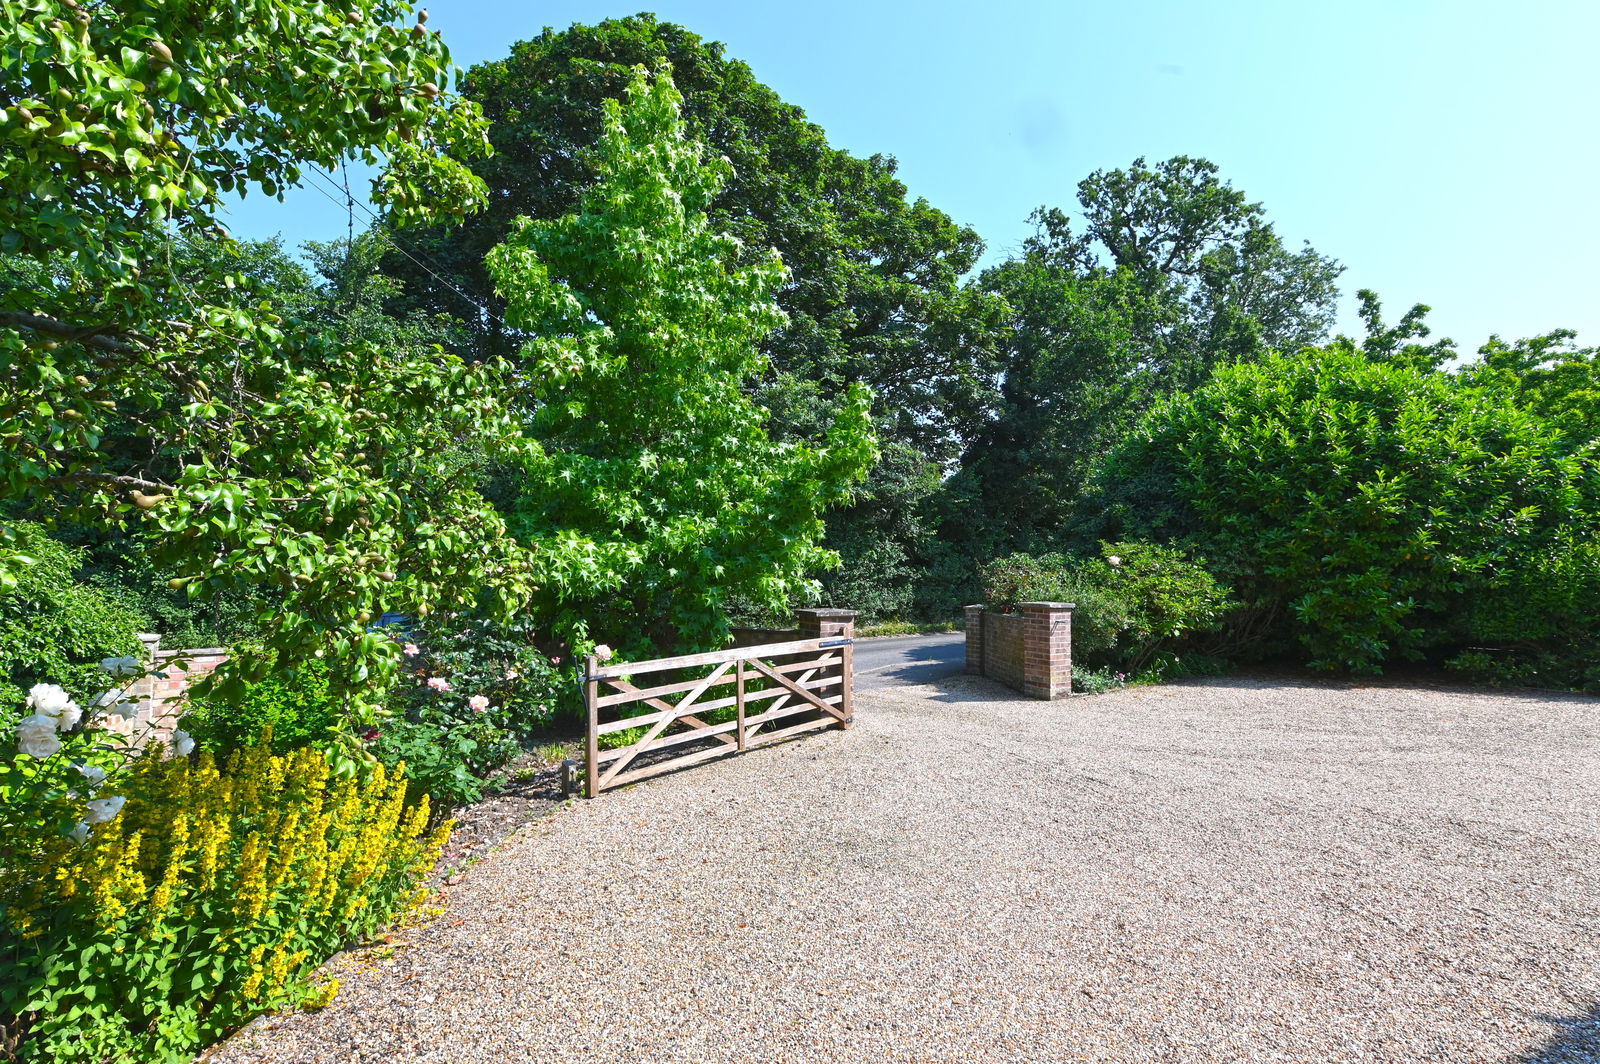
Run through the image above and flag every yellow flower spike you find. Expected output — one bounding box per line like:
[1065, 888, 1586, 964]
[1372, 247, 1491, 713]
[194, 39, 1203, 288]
[266, 809, 304, 893]
[233, 835, 270, 924]
[146, 814, 191, 926]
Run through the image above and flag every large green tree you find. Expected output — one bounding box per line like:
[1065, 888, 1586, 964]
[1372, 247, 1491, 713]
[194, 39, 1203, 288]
[392, 15, 1000, 454]
[385, 14, 1003, 620]
[1, 0, 535, 688]
[940, 156, 1343, 569]
[483, 67, 876, 651]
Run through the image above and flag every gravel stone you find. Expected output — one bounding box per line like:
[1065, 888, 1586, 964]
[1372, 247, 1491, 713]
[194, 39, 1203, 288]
[209, 672, 1600, 1063]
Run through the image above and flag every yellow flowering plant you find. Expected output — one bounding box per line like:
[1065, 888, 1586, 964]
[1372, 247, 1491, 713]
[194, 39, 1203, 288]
[0, 736, 448, 1064]
[1, 674, 148, 880]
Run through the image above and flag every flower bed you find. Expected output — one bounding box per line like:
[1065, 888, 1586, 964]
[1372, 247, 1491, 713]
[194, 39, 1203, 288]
[1, 671, 446, 1064]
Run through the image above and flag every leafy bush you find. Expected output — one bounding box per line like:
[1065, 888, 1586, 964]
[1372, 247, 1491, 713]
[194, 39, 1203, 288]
[367, 715, 513, 810]
[0, 526, 146, 709]
[1071, 667, 1130, 695]
[981, 542, 1232, 672]
[1444, 534, 1600, 689]
[180, 660, 344, 755]
[370, 616, 570, 810]
[1, 742, 446, 1064]
[1094, 347, 1600, 673]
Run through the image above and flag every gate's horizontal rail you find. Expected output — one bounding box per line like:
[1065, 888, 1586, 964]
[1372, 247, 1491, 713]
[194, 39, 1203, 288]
[594, 670, 843, 735]
[594, 653, 842, 708]
[590, 637, 850, 680]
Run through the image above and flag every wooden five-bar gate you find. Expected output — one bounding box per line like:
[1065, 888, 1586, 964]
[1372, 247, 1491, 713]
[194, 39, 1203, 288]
[583, 635, 854, 797]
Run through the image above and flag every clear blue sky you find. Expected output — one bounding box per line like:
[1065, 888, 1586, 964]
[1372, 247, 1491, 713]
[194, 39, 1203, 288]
[226, 0, 1600, 352]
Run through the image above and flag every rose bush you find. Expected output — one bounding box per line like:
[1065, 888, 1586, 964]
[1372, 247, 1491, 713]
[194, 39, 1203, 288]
[367, 614, 571, 810]
[1, 666, 149, 879]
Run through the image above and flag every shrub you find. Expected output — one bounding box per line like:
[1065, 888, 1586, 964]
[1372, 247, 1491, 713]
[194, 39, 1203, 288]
[0, 526, 146, 710]
[1444, 534, 1600, 689]
[1094, 347, 1600, 673]
[367, 714, 515, 811]
[370, 616, 570, 810]
[981, 542, 1232, 672]
[1, 741, 446, 1064]
[180, 660, 344, 755]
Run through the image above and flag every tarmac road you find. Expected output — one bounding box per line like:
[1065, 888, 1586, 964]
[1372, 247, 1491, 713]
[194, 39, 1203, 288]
[851, 631, 965, 689]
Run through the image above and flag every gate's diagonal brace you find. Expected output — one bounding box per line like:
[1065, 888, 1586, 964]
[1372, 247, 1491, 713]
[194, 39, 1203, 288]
[746, 658, 848, 723]
[599, 660, 734, 789]
[745, 664, 821, 741]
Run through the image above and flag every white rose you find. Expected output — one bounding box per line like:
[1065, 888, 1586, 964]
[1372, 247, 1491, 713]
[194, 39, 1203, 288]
[85, 795, 126, 824]
[27, 683, 72, 716]
[95, 689, 119, 707]
[170, 730, 195, 757]
[1107, 555, 1123, 567]
[99, 656, 142, 676]
[594, 644, 614, 662]
[16, 714, 62, 759]
[76, 763, 107, 789]
[68, 821, 91, 844]
[54, 700, 82, 732]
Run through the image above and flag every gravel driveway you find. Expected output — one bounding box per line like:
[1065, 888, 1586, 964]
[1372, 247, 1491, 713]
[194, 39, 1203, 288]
[213, 673, 1600, 1064]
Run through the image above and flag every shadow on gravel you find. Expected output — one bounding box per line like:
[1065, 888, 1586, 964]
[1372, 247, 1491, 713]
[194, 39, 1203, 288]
[860, 657, 967, 689]
[918, 673, 1018, 704]
[1521, 1005, 1600, 1063]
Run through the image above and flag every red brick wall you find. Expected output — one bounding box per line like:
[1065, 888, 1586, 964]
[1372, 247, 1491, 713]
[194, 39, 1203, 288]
[126, 634, 227, 742]
[981, 611, 1027, 691]
[964, 603, 1073, 700]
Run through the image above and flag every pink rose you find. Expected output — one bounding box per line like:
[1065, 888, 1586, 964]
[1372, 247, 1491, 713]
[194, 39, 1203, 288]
[403, 643, 421, 657]
[594, 644, 614, 662]
[426, 676, 452, 692]
[468, 695, 489, 713]
[550, 656, 561, 665]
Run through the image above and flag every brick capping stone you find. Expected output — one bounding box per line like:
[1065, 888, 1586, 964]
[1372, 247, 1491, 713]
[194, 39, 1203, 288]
[964, 602, 1074, 700]
[795, 608, 857, 641]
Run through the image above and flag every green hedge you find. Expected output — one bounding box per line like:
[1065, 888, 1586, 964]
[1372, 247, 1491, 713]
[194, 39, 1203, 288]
[0, 526, 145, 709]
[1095, 347, 1600, 678]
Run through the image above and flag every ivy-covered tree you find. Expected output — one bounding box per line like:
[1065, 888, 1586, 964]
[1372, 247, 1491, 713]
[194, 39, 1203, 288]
[0, 0, 536, 688]
[484, 67, 876, 651]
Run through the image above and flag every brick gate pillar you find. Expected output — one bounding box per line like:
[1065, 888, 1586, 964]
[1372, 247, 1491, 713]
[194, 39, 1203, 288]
[795, 608, 857, 641]
[964, 605, 986, 675]
[1020, 602, 1074, 700]
[795, 609, 857, 729]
